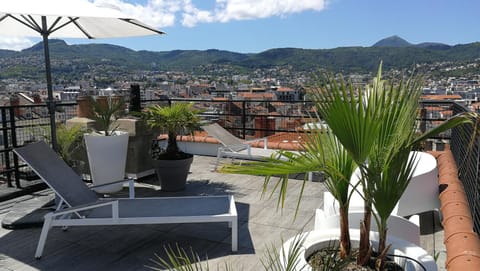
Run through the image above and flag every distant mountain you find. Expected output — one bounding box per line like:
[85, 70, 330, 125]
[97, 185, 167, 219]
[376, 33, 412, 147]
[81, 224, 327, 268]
[416, 42, 451, 50]
[373, 35, 453, 51]
[148, 49, 249, 69]
[373, 35, 412, 47]
[23, 39, 69, 53]
[1, 37, 480, 80]
[0, 49, 16, 58]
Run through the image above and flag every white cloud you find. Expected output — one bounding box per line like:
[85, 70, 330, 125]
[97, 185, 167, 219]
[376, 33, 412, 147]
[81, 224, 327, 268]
[214, 0, 327, 22]
[0, 37, 35, 51]
[182, 1, 215, 27]
[95, 0, 328, 28]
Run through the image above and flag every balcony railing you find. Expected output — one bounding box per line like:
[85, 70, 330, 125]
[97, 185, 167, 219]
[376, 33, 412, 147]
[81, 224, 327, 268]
[450, 102, 480, 233]
[0, 98, 478, 233]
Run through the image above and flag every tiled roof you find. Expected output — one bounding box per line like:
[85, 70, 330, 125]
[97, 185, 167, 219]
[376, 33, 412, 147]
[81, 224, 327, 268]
[277, 87, 295, 92]
[421, 94, 462, 100]
[424, 106, 447, 111]
[238, 93, 275, 99]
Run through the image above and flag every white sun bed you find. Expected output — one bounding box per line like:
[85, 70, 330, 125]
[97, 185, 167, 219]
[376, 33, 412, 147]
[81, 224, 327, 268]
[201, 123, 292, 170]
[14, 141, 238, 258]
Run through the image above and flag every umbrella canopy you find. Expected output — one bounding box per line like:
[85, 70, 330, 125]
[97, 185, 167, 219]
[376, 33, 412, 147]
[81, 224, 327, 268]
[0, 0, 164, 150]
[0, 0, 164, 38]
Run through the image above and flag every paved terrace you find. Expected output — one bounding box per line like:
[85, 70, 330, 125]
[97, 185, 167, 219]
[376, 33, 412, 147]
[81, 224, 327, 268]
[0, 155, 445, 271]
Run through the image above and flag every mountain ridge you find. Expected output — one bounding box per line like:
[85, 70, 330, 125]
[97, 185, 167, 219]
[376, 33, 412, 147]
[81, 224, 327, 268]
[0, 37, 479, 80]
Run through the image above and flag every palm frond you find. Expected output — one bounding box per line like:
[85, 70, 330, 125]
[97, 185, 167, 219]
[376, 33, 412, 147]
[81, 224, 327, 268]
[90, 96, 125, 136]
[146, 244, 211, 271]
[261, 234, 308, 271]
[309, 73, 381, 165]
[221, 150, 326, 218]
[55, 123, 87, 166]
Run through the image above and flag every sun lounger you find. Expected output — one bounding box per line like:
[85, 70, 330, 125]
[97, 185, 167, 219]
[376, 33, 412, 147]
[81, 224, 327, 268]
[202, 123, 288, 170]
[14, 141, 238, 258]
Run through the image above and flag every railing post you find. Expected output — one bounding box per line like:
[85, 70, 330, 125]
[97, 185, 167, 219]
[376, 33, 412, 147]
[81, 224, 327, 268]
[9, 107, 20, 188]
[2, 107, 20, 188]
[242, 100, 246, 139]
[1, 108, 12, 187]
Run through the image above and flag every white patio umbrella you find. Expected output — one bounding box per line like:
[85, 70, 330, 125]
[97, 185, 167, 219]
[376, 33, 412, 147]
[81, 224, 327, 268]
[0, 0, 164, 150]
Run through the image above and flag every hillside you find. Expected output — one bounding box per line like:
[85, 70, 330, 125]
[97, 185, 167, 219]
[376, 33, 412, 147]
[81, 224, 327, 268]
[0, 37, 479, 80]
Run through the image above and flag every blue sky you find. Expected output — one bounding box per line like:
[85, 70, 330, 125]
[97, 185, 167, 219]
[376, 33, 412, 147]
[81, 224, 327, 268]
[1, 0, 479, 53]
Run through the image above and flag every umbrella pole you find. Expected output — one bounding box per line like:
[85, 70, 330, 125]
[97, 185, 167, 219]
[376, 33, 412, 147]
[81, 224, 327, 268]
[41, 16, 58, 151]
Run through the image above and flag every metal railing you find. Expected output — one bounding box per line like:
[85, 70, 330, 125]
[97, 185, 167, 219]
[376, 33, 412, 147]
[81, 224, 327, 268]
[1, 98, 479, 234]
[0, 98, 464, 182]
[418, 100, 480, 233]
[0, 102, 78, 187]
[141, 98, 314, 139]
[450, 102, 480, 233]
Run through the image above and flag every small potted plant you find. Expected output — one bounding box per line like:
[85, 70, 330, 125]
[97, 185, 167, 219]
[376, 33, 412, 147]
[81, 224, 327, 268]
[55, 123, 87, 175]
[31, 123, 87, 177]
[84, 95, 129, 193]
[142, 102, 202, 191]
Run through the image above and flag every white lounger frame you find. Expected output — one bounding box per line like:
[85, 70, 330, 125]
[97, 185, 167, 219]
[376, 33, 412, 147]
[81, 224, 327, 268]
[13, 141, 238, 259]
[36, 195, 238, 258]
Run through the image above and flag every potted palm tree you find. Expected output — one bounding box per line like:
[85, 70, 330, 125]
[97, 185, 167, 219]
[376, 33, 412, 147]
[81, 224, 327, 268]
[221, 64, 476, 270]
[84, 95, 129, 194]
[141, 102, 202, 191]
